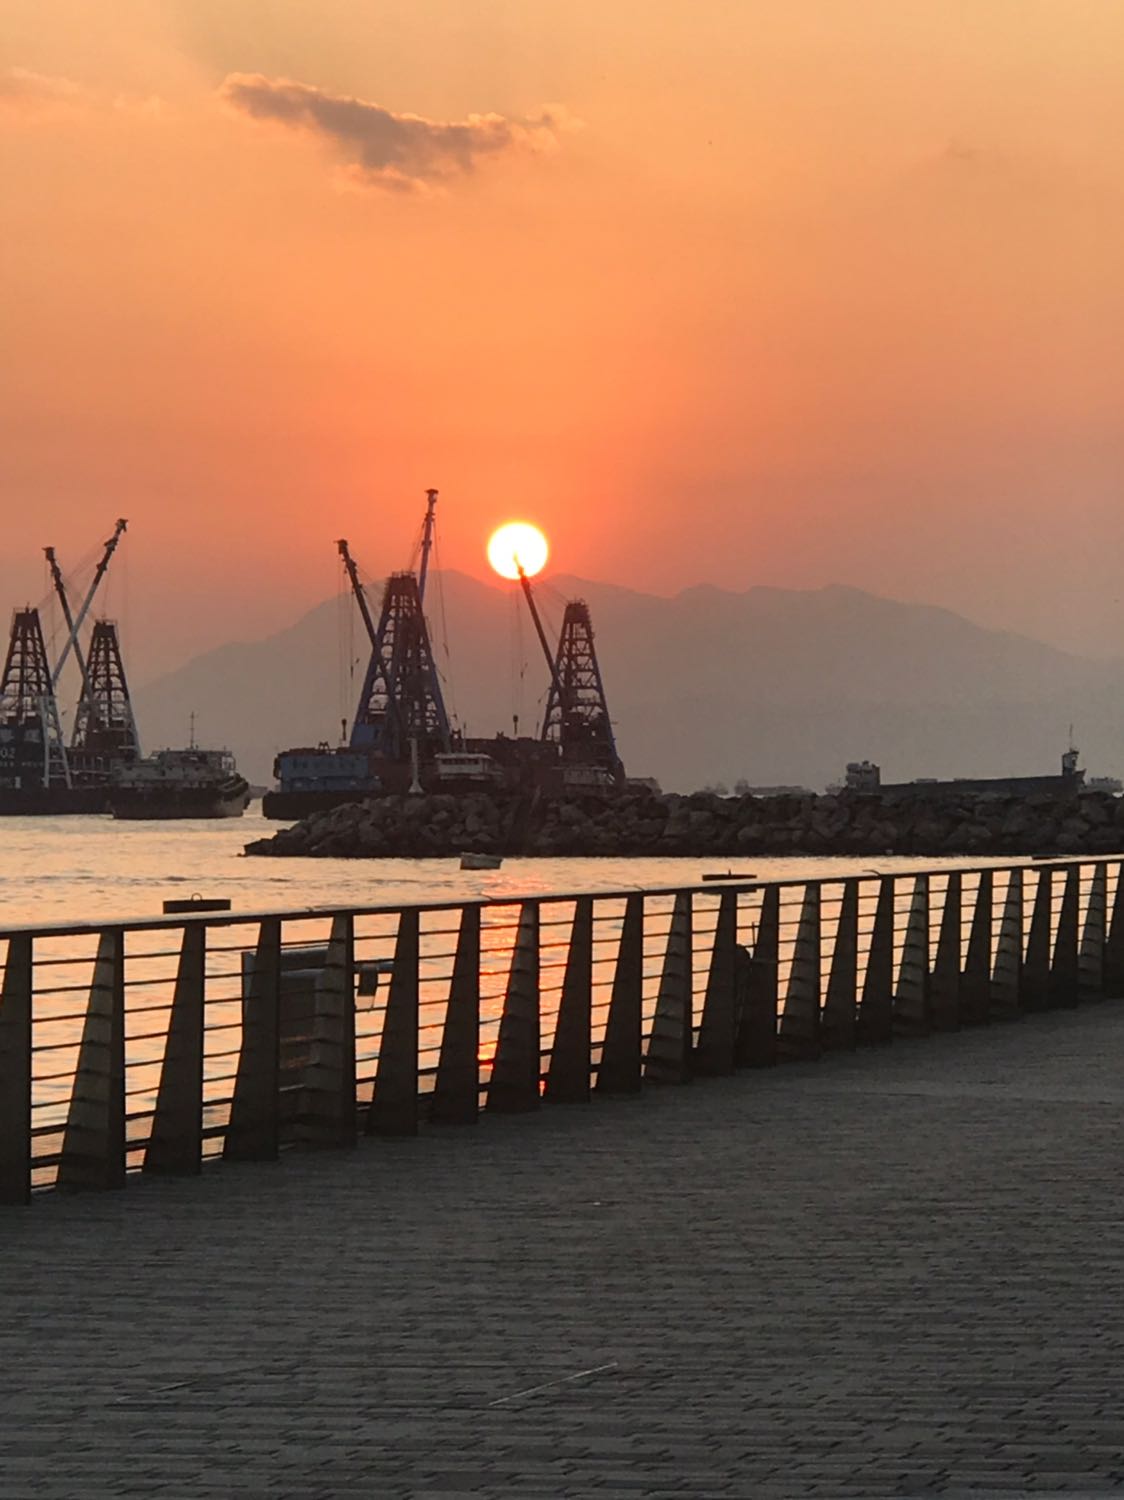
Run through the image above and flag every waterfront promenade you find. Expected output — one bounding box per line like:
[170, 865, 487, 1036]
[4, 1000, 1124, 1498]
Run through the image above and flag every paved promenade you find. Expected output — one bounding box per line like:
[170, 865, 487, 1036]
[5, 1007, 1124, 1499]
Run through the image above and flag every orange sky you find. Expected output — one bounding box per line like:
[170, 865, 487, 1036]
[2, 0, 1123, 676]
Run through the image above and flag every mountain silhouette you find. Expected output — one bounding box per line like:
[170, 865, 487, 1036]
[132, 572, 1124, 792]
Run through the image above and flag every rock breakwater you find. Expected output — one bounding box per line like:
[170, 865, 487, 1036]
[245, 787, 1124, 860]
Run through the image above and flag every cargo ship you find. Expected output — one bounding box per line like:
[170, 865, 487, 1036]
[108, 747, 252, 820]
[836, 747, 1110, 799]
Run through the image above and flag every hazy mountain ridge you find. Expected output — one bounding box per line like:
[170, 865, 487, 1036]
[133, 573, 1124, 791]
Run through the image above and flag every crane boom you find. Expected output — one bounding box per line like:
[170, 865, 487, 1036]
[43, 546, 95, 709]
[418, 489, 438, 605]
[336, 540, 379, 650]
[517, 565, 566, 705]
[51, 518, 128, 687]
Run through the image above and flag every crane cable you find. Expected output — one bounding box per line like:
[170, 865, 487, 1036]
[336, 548, 350, 742]
[430, 524, 460, 735]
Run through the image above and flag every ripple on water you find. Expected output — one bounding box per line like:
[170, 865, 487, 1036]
[0, 807, 1014, 928]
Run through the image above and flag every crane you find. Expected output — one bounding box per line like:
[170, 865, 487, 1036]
[336, 539, 379, 650]
[43, 521, 139, 772]
[338, 492, 450, 765]
[517, 563, 567, 707]
[50, 518, 128, 687]
[43, 545, 95, 716]
[513, 563, 622, 782]
[418, 488, 438, 605]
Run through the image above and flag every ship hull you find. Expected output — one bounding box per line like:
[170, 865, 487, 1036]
[262, 789, 368, 821]
[0, 786, 108, 816]
[109, 780, 252, 821]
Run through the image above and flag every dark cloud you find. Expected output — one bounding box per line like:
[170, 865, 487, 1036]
[219, 73, 564, 192]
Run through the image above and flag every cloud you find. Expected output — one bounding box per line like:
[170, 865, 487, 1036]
[0, 67, 162, 121]
[0, 67, 86, 115]
[219, 73, 566, 193]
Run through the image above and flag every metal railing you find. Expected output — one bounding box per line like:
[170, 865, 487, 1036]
[2, 856, 1122, 1204]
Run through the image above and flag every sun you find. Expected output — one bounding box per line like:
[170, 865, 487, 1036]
[487, 521, 549, 581]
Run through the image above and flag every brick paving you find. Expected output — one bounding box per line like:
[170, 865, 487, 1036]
[4, 1007, 1124, 1498]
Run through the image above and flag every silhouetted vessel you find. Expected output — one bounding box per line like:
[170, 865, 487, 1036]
[108, 747, 251, 820]
[0, 521, 149, 814]
[264, 491, 628, 818]
[835, 747, 1103, 799]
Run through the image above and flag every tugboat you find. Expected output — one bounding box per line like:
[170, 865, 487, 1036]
[108, 736, 251, 821]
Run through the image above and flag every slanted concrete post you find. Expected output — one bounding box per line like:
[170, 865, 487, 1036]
[58, 929, 126, 1191]
[432, 906, 481, 1124]
[737, 886, 779, 1067]
[779, 884, 821, 1060]
[488, 902, 541, 1112]
[961, 871, 993, 1025]
[931, 872, 962, 1031]
[298, 914, 356, 1146]
[822, 880, 858, 1051]
[546, 898, 593, 1103]
[1050, 865, 1080, 1010]
[695, 890, 738, 1076]
[144, 924, 205, 1175]
[1080, 863, 1107, 1001]
[894, 875, 930, 1037]
[0, 935, 32, 1205]
[645, 893, 693, 1084]
[367, 910, 419, 1137]
[597, 895, 643, 1094]
[1105, 863, 1124, 997]
[224, 918, 281, 1161]
[858, 878, 894, 1046]
[1022, 868, 1052, 1013]
[992, 869, 1023, 1021]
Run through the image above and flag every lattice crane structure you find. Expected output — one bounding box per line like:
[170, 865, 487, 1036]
[0, 518, 133, 799]
[340, 491, 450, 766]
[515, 569, 623, 785]
[71, 619, 140, 773]
[0, 608, 71, 790]
[349, 572, 450, 762]
[44, 525, 140, 782]
[542, 599, 622, 779]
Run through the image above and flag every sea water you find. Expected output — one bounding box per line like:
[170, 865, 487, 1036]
[0, 807, 1002, 929]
